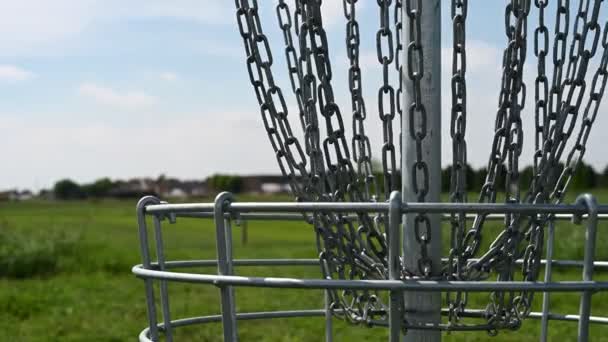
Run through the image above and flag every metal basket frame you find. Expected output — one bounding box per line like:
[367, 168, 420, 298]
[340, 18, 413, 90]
[133, 192, 608, 342]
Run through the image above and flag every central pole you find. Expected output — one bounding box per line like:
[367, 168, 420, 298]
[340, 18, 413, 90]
[402, 0, 442, 341]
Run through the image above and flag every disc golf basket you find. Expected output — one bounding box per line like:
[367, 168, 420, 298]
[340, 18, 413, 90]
[133, 1, 608, 341]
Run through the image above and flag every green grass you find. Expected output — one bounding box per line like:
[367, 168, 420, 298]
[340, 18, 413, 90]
[0, 192, 607, 341]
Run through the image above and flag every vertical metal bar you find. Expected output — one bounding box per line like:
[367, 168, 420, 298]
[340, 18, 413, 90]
[153, 215, 173, 342]
[402, 1, 442, 341]
[540, 219, 555, 342]
[574, 194, 598, 342]
[389, 191, 404, 342]
[136, 196, 161, 341]
[324, 290, 333, 342]
[225, 218, 235, 275]
[214, 192, 238, 342]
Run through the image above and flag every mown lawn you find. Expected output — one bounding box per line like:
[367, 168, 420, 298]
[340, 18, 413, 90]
[0, 192, 607, 341]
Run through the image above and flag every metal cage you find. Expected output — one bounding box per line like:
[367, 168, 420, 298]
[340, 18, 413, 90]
[133, 191, 608, 342]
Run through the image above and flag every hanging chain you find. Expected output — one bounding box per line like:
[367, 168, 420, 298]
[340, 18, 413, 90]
[395, 0, 404, 172]
[546, 0, 605, 203]
[345, 0, 379, 202]
[533, 0, 549, 195]
[460, 0, 531, 331]
[235, 0, 312, 204]
[499, 0, 531, 326]
[404, 0, 432, 277]
[463, 0, 530, 269]
[377, 0, 398, 200]
[298, 0, 389, 325]
[237, 0, 389, 325]
[447, 0, 468, 326]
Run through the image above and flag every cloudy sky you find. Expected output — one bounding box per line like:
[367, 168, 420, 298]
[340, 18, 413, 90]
[1, 1, 607, 191]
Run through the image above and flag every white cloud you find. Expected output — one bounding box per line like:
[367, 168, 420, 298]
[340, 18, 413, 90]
[271, 0, 361, 27]
[0, 65, 35, 81]
[0, 0, 96, 56]
[195, 38, 242, 59]
[320, 1, 346, 27]
[442, 40, 502, 75]
[0, 112, 274, 190]
[131, 0, 232, 25]
[159, 72, 178, 82]
[78, 83, 157, 109]
[0, 0, 234, 57]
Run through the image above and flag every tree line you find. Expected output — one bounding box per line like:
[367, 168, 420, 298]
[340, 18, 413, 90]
[52, 162, 603, 200]
[438, 162, 601, 193]
[364, 162, 602, 194]
[52, 174, 244, 200]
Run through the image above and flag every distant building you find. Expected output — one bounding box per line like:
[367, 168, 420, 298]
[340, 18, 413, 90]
[241, 175, 292, 194]
[108, 178, 158, 198]
[157, 178, 209, 198]
[0, 190, 34, 201]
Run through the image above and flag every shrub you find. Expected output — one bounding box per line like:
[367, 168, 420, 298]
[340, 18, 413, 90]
[207, 174, 243, 193]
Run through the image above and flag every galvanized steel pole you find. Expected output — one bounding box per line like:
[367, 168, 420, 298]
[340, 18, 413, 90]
[402, 1, 442, 341]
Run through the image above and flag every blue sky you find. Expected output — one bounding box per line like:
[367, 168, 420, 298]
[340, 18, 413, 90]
[1, 1, 606, 191]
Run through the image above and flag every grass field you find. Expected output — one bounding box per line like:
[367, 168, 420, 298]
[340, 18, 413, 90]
[1, 192, 607, 341]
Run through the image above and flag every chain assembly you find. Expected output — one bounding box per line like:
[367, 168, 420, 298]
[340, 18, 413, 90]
[460, 0, 608, 332]
[236, 0, 390, 326]
[235, 0, 608, 334]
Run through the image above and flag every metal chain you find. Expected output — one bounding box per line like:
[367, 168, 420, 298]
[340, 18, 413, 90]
[404, 0, 433, 277]
[395, 0, 404, 173]
[533, 0, 549, 195]
[235, 0, 311, 205]
[462, 0, 530, 268]
[446, 0, 468, 326]
[237, 0, 389, 325]
[545, 0, 569, 174]
[378, 0, 398, 201]
[276, 0, 309, 147]
[344, 0, 379, 202]
[500, 0, 531, 326]
[297, 0, 389, 325]
[547, 6, 607, 204]
[461, 0, 531, 331]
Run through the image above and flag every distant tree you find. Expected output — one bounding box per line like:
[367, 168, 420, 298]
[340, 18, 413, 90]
[207, 174, 243, 193]
[441, 166, 452, 193]
[599, 166, 608, 188]
[570, 162, 597, 190]
[83, 178, 114, 198]
[465, 163, 476, 192]
[53, 179, 84, 200]
[520, 165, 534, 190]
[442, 163, 476, 194]
[477, 167, 488, 191]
